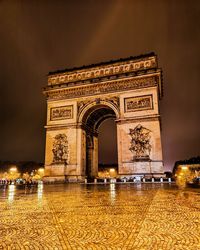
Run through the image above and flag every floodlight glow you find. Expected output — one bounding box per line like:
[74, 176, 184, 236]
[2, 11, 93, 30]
[10, 167, 17, 172]
[181, 166, 188, 170]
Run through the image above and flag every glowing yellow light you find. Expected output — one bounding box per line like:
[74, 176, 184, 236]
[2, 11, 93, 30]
[109, 168, 115, 173]
[38, 168, 44, 173]
[8, 184, 15, 203]
[10, 167, 17, 172]
[181, 166, 188, 170]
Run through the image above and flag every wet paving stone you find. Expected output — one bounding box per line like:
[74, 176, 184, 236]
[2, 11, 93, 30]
[0, 183, 199, 249]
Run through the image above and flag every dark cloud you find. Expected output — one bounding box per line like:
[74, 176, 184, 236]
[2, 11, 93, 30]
[0, 0, 200, 170]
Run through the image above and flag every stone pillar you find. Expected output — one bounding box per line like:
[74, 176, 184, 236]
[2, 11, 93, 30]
[92, 135, 98, 177]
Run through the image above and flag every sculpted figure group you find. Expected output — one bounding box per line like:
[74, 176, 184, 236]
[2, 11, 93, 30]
[129, 124, 151, 160]
[52, 134, 69, 164]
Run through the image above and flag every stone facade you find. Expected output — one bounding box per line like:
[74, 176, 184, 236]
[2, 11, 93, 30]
[43, 53, 164, 181]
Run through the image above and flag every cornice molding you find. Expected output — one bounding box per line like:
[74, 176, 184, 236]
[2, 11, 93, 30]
[116, 114, 161, 124]
[45, 124, 77, 130]
[47, 55, 157, 86]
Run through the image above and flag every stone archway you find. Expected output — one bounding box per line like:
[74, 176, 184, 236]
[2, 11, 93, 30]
[43, 53, 164, 182]
[79, 102, 118, 178]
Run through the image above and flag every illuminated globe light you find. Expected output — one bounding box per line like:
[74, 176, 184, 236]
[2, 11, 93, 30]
[9, 167, 20, 180]
[181, 166, 188, 170]
[10, 167, 17, 172]
[38, 168, 44, 173]
[38, 168, 45, 178]
[109, 168, 116, 178]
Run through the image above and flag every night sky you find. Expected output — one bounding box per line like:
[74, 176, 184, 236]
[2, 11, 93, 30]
[0, 0, 200, 171]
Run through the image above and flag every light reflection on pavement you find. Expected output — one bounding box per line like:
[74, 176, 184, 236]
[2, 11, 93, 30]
[0, 183, 199, 249]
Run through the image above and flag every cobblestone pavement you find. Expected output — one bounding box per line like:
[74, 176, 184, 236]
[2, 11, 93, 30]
[0, 183, 199, 250]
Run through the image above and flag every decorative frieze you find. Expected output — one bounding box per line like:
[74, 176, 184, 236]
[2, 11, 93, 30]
[45, 76, 158, 100]
[124, 95, 153, 113]
[48, 57, 157, 85]
[50, 105, 73, 120]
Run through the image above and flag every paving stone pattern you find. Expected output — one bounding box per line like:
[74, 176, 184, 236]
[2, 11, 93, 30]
[0, 184, 199, 250]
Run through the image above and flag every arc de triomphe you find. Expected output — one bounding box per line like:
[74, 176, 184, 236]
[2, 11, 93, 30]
[43, 53, 164, 182]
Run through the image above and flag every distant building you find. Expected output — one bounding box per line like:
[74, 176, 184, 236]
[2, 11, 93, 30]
[0, 161, 44, 180]
[173, 157, 200, 183]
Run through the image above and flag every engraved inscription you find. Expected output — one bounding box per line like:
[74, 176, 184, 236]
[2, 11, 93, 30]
[125, 95, 153, 112]
[50, 105, 73, 120]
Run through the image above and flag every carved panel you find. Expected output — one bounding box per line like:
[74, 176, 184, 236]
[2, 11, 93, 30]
[124, 95, 153, 113]
[50, 105, 73, 121]
[129, 124, 151, 160]
[52, 134, 69, 164]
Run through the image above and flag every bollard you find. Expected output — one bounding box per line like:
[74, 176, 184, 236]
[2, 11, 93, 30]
[123, 179, 126, 183]
[84, 178, 87, 184]
[152, 178, 154, 183]
[168, 178, 171, 183]
[94, 178, 97, 184]
[143, 178, 146, 183]
[104, 178, 107, 183]
[160, 177, 163, 183]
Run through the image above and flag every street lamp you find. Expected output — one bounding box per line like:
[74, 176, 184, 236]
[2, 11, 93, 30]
[10, 167, 17, 172]
[38, 168, 44, 177]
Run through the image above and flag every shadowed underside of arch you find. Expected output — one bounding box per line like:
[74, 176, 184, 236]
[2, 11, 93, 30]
[82, 104, 116, 133]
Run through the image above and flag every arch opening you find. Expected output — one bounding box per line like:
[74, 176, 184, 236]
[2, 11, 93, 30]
[98, 118, 118, 178]
[81, 104, 118, 179]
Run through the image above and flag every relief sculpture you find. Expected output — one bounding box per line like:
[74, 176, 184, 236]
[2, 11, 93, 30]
[50, 105, 73, 120]
[125, 95, 152, 112]
[77, 96, 119, 116]
[77, 100, 92, 114]
[105, 96, 119, 108]
[129, 124, 151, 160]
[52, 134, 69, 164]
